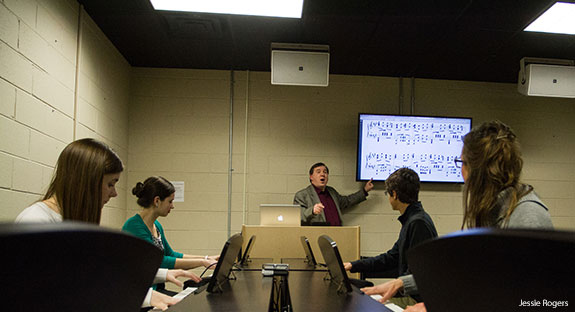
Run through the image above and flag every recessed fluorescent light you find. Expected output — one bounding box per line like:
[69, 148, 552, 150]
[524, 2, 575, 35]
[150, 0, 304, 18]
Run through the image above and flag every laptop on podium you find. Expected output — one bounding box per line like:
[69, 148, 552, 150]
[259, 204, 301, 226]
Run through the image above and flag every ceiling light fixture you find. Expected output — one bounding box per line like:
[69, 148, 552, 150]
[150, 0, 304, 19]
[524, 2, 575, 35]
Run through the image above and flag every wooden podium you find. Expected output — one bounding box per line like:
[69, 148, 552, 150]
[241, 225, 360, 272]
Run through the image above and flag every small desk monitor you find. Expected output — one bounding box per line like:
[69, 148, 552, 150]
[300, 236, 317, 266]
[238, 235, 256, 265]
[260, 204, 301, 226]
[207, 233, 243, 293]
[317, 235, 353, 293]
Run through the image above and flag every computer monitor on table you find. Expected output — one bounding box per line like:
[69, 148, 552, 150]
[317, 235, 353, 294]
[207, 233, 243, 293]
[300, 236, 317, 266]
[238, 235, 256, 265]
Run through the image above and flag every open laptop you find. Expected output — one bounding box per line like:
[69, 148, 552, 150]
[259, 204, 301, 226]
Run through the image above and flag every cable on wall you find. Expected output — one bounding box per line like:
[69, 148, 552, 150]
[73, 4, 84, 140]
[227, 70, 235, 238]
[242, 70, 250, 225]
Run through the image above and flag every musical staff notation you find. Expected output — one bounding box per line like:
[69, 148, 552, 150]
[360, 119, 470, 181]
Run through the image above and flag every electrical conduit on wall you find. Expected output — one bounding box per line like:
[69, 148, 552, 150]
[242, 71, 249, 226]
[73, 5, 84, 140]
[228, 71, 235, 238]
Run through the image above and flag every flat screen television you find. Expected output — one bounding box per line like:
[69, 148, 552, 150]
[357, 114, 472, 183]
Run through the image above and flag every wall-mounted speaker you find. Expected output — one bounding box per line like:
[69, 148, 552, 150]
[518, 58, 575, 98]
[271, 43, 329, 87]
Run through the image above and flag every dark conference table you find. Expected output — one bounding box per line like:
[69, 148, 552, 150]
[167, 260, 393, 312]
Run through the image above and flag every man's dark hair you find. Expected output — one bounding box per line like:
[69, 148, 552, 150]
[309, 162, 329, 175]
[384, 167, 420, 204]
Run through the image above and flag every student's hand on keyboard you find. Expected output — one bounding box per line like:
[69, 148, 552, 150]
[150, 290, 181, 311]
[167, 269, 201, 287]
[361, 278, 404, 303]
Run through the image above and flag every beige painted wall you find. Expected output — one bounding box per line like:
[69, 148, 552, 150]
[0, 0, 131, 228]
[130, 69, 575, 258]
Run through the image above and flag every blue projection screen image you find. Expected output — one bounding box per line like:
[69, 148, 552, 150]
[357, 114, 472, 183]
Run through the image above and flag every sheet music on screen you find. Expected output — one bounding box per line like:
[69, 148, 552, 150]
[357, 114, 471, 183]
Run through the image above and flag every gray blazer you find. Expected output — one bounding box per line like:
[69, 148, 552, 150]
[293, 184, 367, 225]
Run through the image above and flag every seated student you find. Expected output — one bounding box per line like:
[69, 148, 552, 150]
[15, 138, 193, 311]
[123, 176, 219, 271]
[343, 167, 437, 302]
[362, 120, 554, 312]
[294, 162, 374, 225]
[16, 138, 123, 224]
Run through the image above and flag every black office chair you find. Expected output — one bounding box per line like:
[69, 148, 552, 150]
[1, 222, 163, 312]
[408, 228, 575, 312]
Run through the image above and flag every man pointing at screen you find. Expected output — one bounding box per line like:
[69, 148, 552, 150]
[294, 162, 374, 226]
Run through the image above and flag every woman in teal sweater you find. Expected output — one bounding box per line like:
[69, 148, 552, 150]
[123, 176, 218, 269]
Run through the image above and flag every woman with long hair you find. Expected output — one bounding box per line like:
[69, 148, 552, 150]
[362, 120, 553, 311]
[459, 120, 552, 229]
[16, 138, 123, 224]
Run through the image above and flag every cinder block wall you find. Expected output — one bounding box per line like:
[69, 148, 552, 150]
[129, 69, 575, 257]
[127, 68, 233, 255]
[0, 0, 131, 228]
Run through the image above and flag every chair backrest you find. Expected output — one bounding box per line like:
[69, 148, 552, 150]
[408, 228, 575, 312]
[0, 222, 162, 312]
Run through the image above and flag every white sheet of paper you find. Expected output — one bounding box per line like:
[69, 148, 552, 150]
[171, 181, 185, 202]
